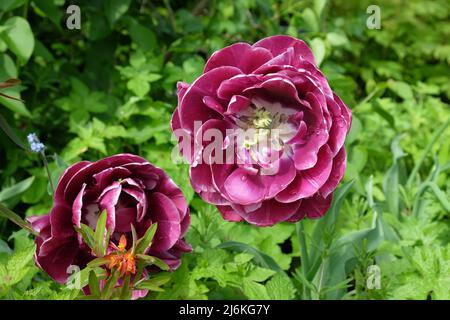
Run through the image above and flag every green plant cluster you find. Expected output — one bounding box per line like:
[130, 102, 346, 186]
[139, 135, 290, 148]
[0, 0, 449, 300]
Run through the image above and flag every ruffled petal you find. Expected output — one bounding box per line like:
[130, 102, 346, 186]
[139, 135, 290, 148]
[204, 42, 273, 73]
[253, 35, 316, 66]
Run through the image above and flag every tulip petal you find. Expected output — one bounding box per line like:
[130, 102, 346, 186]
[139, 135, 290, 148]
[239, 199, 301, 226]
[204, 42, 273, 73]
[253, 35, 316, 66]
[148, 192, 181, 252]
[179, 66, 242, 133]
[319, 147, 346, 198]
[224, 168, 266, 205]
[277, 145, 333, 202]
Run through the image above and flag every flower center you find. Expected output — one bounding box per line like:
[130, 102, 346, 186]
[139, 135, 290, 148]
[252, 109, 272, 129]
[232, 100, 297, 169]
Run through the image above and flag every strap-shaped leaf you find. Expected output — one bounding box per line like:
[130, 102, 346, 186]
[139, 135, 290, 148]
[134, 272, 171, 291]
[93, 210, 108, 257]
[136, 254, 169, 271]
[0, 202, 37, 235]
[75, 223, 95, 250]
[87, 257, 110, 268]
[135, 222, 157, 254]
[88, 270, 101, 298]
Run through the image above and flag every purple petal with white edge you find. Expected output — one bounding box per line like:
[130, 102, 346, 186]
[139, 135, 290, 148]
[260, 157, 297, 199]
[239, 199, 302, 226]
[54, 161, 90, 205]
[35, 237, 79, 284]
[92, 167, 131, 193]
[225, 95, 252, 115]
[217, 205, 244, 222]
[203, 96, 226, 114]
[319, 147, 347, 198]
[28, 214, 50, 233]
[326, 95, 349, 155]
[223, 168, 266, 205]
[98, 181, 122, 232]
[50, 204, 75, 238]
[177, 81, 190, 103]
[179, 66, 242, 133]
[204, 42, 273, 73]
[243, 76, 303, 107]
[63, 154, 146, 203]
[148, 192, 181, 253]
[253, 35, 316, 66]
[217, 74, 263, 100]
[276, 145, 333, 202]
[123, 186, 147, 222]
[298, 193, 333, 219]
[72, 183, 87, 243]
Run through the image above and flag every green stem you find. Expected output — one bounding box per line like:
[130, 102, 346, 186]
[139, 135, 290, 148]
[296, 220, 311, 299]
[41, 151, 55, 195]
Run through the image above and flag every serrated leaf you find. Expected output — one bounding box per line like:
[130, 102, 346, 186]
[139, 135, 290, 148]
[217, 241, 283, 272]
[242, 279, 269, 300]
[266, 273, 296, 300]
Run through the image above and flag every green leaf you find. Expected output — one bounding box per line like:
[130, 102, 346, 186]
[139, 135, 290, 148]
[247, 267, 276, 282]
[93, 210, 108, 257]
[313, 0, 327, 17]
[101, 269, 120, 299]
[217, 241, 283, 273]
[1, 17, 35, 63]
[302, 8, 319, 32]
[87, 257, 110, 268]
[129, 20, 156, 52]
[134, 272, 171, 291]
[242, 279, 270, 300]
[127, 77, 150, 97]
[0, 202, 37, 235]
[0, 176, 34, 202]
[308, 180, 355, 279]
[33, 0, 63, 29]
[266, 273, 296, 300]
[407, 117, 450, 186]
[135, 223, 157, 254]
[0, 244, 35, 286]
[75, 223, 95, 250]
[88, 270, 101, 298]
[104, 0, 132, 26]
[326, 32, 348, 47]
[0, 113, 27, 149]
[388, 80, 414, 100]
[136, 254, 170, 271]
[0, 0, 28, 13]
[310, 38, 326, 66]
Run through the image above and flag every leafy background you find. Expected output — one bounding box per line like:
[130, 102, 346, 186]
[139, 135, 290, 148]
[0, 0, 449, 300]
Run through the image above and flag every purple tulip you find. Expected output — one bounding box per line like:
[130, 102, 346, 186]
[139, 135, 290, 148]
[28, 154, 191, 284]
[171, 35, 351, 226]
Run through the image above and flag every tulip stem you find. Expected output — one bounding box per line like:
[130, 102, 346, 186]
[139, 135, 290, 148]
[296, 220, 311, 299]
[40, 151, 55, 195]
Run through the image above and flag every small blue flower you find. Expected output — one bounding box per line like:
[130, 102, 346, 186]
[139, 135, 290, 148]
[27, 133, 46, 153]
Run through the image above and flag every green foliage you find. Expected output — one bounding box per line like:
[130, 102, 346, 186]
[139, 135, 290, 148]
[0, 0, 449, 300]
